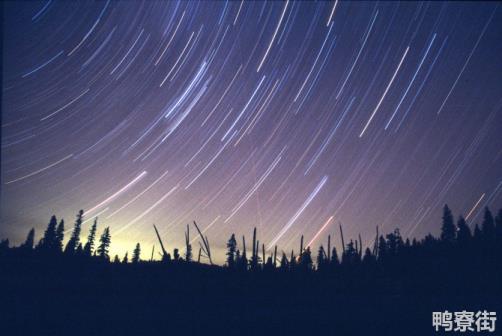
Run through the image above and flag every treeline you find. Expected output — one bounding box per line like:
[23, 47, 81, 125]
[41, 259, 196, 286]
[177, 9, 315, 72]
[1, 205, 501, 272]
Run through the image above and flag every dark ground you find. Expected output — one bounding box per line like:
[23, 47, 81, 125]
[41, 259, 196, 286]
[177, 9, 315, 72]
[1, 250, 500, 336]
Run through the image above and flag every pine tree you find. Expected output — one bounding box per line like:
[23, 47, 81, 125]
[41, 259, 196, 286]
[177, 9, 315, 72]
[362, 248, 376, 265]
[495, 209, 502, 237]
[238, 236, 248, 271]
[40, 215, 58, 251]
[96, 227, 111, 260]
[377, 235, 387, 261]
[83, 218, 97, 256]
[75, 243, 83, 256]
[440, 204, 456, 243]
[316, 245, 327, 270]
[331, 246, 340, 266]
[456, 216, 471, 243]
[55, 220, 65, 252]
[65, 210, 84, 254]
[113, 255, 120, 263]
[299, 247, 313, 271]
[280, 252, 288, 270]
[481, 207, 495, 238]
[22, 228, 35, 250]
[132, 243, 141, 263]
[289, 250, 296, 271]
[122, 252, 129, 263]
[473, 224, 482, 238]
[0, 239, 9, 251]
[173, 248, 180, 261]
[226, 234, 237, 268]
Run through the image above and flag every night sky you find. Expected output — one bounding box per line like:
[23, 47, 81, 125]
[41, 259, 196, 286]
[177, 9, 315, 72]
[2, 1, 501, 262]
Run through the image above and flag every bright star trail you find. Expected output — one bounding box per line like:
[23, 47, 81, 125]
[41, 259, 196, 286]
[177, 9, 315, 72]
[1, 1, 501, 262]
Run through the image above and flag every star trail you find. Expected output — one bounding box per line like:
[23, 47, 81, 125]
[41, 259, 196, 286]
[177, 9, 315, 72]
[2, 1, 501, 262]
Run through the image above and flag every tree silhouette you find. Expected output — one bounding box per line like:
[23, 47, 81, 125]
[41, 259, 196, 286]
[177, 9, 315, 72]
[113, 255, 120, 263]
[0, 239, 9, 251]
[83, 218, 97, 256]
[377, 235, 387, 260]
[343, 240, 360, 265]
[184, 224, 192, 262]
[495, 209, 502, 237]
[96, 227, 111, 260]
[237, 236, 248, 271]
[39, 215, 58, 252]
[362, 247, 376, 265]
[289, 250, 297, 271]
[316, 245, 327, 270]
[226, 234, 237, 268]
[122, 252, 128, 264]
[173, 248, 180, 261]
[299, 246, 313, 271]
[132, 243, 141, 263]
[481, 207, 495, 238]
[55, 220, 64, 252]
[441, 204, 456, 243]
[473, 224, 482, 238]
[456, 216, 471, 243]
[331, 246, 340, 267]
[76, 243, 83, 256]
[64, 210, 84, 254]
[280, 252, 288, 270]
[22, 228, 35, 250]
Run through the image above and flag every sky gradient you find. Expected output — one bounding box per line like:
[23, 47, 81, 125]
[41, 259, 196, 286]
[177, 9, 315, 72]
[2, 1, 501, 262]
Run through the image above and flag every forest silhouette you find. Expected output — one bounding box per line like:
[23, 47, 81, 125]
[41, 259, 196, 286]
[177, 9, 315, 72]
[1, 205, 501, 335]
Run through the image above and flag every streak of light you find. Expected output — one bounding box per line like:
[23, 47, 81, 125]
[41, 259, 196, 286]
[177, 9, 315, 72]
[465, 193, 485, 220]
[306, 215, 334, 248]
[40, 89, 90, 121]
[359, 46, 410, 137]
[437, 9, 495, 115]
[268, 175, 328, 249]
[257, 0, 289, 72]
[86, 171, 147, 215]
[116, 185, 179, 235]
[326, 0, 338, 26]
[5, 154, 73, 185]
[106, 169, 170, 219]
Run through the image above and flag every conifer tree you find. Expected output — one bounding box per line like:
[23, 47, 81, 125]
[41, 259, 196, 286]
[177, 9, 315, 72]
[122, 252, 129, 264]
[316, 245, 327, 270]
[473, 224, 482, 238]
[96, 227, 111, 260]
[226, 234, 237, 268]
[22, 228, 35, 250]
[362, 248, 376, 265]
[280, 252, 288, 270]
[456, 216, 471, 243]
[173, 248, 180, 261]
[299, 247, 313, 271]
[83, 218, 97, 256]
[132, 243, 141, 263]
[40, 215, 58, 251]
[440, 204, 456, 243]
[377, 236, 387, 260]
[113, 255, 120, 263]
[481, 207, 495, 237]
[75, 243, 83, 255]
[495, 209, 502, 236]
[331, 246, 340, 266]
[55, 220, 64, 252]
[65, 210, 84, 254]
